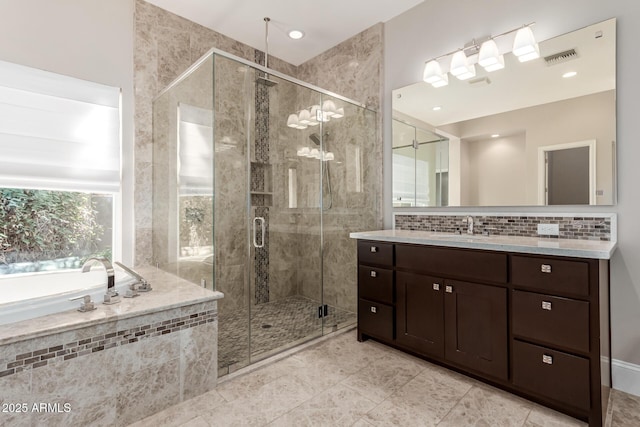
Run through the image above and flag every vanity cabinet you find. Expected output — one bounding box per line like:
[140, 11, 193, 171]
[395, 273, 508, 380]
[356, 239, 610, 427]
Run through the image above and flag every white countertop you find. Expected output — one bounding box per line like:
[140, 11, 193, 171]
[350, 229, 616, 260]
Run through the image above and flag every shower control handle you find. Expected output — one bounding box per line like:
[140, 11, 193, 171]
[253, 217, 265, 248]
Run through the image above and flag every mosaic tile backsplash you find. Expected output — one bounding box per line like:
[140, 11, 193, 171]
[395, 214, 612, 241]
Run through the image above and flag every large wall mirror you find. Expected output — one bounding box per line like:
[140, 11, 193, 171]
[392, 18, 616, 207]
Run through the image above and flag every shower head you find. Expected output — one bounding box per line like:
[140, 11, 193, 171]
[309, 132, 329, 146]
[255, 17, 278, 87]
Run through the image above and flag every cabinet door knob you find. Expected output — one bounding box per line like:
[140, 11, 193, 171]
[541, 301, 552, 311]
[433, 283, 440, 291]
[370, 246, 378, 253]
[370, 306, 377, 314]
[542, 354, 553, 365]
[370, 270, 377, 278]
[541, 264, 552, 273]
[445, 285, 453, 293]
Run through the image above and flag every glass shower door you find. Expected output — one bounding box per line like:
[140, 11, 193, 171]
[246, 65, 325, 363]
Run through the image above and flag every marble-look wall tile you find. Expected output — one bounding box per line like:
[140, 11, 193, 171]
[180, 322, 218, 400]
[135, 227, 153, 266]
[297, 23, 383, 111]
[116, 358, 181, 426]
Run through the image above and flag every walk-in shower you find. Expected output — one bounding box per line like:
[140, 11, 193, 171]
[151, 48, 378, 376]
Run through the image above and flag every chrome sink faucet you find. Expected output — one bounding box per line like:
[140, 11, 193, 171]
[467, 216, 474, 235]
[82, 257, 119, 304]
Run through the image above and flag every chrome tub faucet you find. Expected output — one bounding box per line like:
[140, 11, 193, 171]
[82, 257, 119, 304]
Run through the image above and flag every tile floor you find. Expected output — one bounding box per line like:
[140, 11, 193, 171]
[131, 329, 640, 427]
[218, 295, 355, 371]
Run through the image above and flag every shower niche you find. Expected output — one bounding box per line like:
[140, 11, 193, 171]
[250, 162, 272, 206]
[152, 49, 378, 377]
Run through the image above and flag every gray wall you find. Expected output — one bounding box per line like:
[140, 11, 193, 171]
[385, 0, 640, 366]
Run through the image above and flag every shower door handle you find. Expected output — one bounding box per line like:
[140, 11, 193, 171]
[253, 217, 265, 248]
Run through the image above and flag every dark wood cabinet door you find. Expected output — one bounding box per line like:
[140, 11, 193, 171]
[396, 272, 444, 358]
[444, 279, 508, 380]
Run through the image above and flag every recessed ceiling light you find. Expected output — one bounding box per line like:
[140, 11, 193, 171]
[491, 134, 500, 138]
[563, 71, 577, 78]
[288, 30, 305, 40]
[432, 106, 442, 111]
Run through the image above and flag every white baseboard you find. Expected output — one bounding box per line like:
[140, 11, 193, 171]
[612, 359, 640, 397]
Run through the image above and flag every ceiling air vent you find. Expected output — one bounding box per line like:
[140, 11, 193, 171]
[544, 48, 579, 66]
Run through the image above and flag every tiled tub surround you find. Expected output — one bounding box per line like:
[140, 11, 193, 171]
[395, 213, 615, 241]
[0, 268, 223, 427]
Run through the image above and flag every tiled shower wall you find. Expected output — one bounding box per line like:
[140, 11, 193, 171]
[134, 0, 295, 267]
[138, 1, 383, 320]
[395, 214, 613, 241]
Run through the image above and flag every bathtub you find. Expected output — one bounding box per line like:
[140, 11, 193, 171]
[0, 268, 137, 325]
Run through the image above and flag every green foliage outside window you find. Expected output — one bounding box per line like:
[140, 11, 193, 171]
[0, 189, 107, 271]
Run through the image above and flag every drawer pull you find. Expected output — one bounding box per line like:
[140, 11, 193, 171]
[370, 246, 378, 253]
[445, 285, 453, 293]
[542, 354, 554, 365]
[541, 264, 552, 273]
[541, 301, 552, 311]
[433, 283, 440, 291]
[370, 271, 377, 278]
[370, 306, 377, 314]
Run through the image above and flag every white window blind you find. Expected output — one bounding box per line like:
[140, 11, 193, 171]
[0, 60, 121, 193]
[178, 103, 213, 196]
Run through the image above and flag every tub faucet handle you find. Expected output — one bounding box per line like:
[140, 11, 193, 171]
[124, 283, 140, 298]
[103, 292, 120, 305]
[69, 295, 97, 312]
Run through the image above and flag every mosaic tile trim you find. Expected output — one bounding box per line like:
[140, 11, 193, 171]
[255, 206, 270, 304]
[0, 310, 216, 379]
[253, 48, 270, 304]
[395, 214, 612, 241]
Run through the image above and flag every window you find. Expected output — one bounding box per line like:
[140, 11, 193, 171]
[0, 60, 121, 275]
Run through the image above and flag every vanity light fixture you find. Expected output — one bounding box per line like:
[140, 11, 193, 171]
[491, 134, 500, 138]
[513, 25, 540, 62]
[563, 71, 578, 78]
[322, 100, 337, 117]
[450, 50, 476, 80]
[298, 108, 311, 125]
[433, 106, 442, 111]
[478, 39, 505, 72]
[422, 22, 538, 87]
[287, 113, 300, 128]
[308, 105, 320, 126]
[287, 102, 344, 131]
[423, 60, 449, 87]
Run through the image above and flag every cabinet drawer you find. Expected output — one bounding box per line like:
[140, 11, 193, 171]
[511, 255, 589, 297]
[513, 340, 590, 411]
[358, 240, 393, 267]
[396, 245, 507, 283]
[358, 298, 393, 341]
[359, 266, 393, 304]
[512, 291, 590, 353]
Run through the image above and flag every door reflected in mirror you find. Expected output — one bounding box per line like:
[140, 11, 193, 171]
[392, 18, 616, 207]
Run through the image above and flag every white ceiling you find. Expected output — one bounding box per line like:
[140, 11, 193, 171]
[393, 19, 616, 129]
[144, 0, 424, 66]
